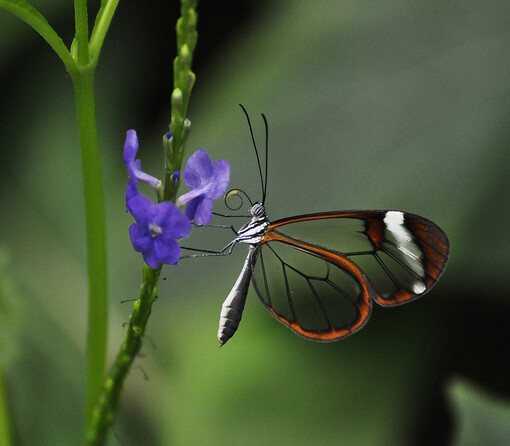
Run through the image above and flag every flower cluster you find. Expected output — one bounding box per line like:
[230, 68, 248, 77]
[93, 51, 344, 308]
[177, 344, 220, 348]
[123, 130, 229, 269]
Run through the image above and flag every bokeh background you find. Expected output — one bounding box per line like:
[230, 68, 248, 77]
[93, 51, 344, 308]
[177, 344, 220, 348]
[1, 0, 510, 444]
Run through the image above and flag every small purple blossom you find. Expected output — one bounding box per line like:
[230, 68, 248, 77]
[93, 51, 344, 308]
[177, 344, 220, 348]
[177, 149, 230, 225]
[128, 194, 191, 268]
[123, 130, 161, 189]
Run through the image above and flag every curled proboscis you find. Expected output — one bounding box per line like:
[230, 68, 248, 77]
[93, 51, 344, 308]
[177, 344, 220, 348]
[224, 189, 253, 211]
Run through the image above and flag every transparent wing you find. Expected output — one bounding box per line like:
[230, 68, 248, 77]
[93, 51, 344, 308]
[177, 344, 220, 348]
[251, 232, 375, 341]
[266, 210, 450, 306]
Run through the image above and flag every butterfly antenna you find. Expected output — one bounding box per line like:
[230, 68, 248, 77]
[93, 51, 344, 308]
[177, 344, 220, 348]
[261, 113, 269, 205]
[239, 104, 265, 204]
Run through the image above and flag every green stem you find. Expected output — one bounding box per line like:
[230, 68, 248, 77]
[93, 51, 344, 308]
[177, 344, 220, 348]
[86, 265, 160, 446]
[71, 67, 108, 439]
[2, 0, 113, 442]
[89, 0, 122, 63]
[74, 0, 90, 65]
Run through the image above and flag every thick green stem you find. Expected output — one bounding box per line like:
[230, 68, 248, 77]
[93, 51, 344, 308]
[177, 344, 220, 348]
[72, 67, 108, 439]
[2, 0, 114, 442]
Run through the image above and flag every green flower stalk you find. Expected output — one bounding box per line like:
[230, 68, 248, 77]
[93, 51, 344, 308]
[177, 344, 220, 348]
[86, 1, 199, 443]
[86, 264, 161, 446]
[165, 0, 198, 201]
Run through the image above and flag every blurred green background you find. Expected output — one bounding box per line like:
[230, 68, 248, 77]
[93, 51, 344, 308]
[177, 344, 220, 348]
[1, 0, 510, 444]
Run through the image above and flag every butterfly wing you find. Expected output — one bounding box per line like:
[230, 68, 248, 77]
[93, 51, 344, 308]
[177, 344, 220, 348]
[250, 232, 375, 341]
[265, 210, 450, 307]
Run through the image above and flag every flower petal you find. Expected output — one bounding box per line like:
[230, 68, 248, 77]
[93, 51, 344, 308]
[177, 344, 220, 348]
[123, 129, 161, 188]
[142, 246, 160, 269]
[127, 195, 156, 223]
[193, 198, 213, 226]
[183, 149, 213, 188]
[152, 202, 174, 226]
[184, 196, 201, 222]
[207, 160, 230, 200]
[133, 170, 161, 188]
[123, 130, 138, 166]
[161, 204, 191, 239]
[129, 223, 152, 252]
[154, 237, 181, 265]
[176, 186, 206, 206]
[125, 179, 140, 211]
[152, 202, 191, 238]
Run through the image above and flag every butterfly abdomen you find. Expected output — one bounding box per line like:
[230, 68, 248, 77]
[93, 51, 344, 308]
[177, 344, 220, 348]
[217, 247, 257, 346]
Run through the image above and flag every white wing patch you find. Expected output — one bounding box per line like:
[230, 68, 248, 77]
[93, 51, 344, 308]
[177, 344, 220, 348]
[384, 211, 426, 294]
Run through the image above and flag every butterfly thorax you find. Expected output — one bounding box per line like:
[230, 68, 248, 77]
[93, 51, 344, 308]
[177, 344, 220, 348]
[235, 203, 269, 245]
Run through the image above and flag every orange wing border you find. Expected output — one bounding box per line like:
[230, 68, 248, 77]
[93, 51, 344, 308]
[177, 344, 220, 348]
[266, 210, 450, 306]
[254, 229, 375, 341]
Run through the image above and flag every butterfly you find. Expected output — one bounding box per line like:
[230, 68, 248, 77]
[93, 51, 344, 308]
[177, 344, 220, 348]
[186, 106, 450, 346]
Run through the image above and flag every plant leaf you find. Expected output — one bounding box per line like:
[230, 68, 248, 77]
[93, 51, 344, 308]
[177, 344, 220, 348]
[0, 0, 74, 70]
[449, 378, 510, 446]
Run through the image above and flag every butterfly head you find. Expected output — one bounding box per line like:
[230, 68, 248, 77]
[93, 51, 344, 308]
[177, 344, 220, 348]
[250, 202, 266, 219]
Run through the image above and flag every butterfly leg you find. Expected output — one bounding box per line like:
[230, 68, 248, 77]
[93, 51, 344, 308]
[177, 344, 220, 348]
[212, 211, 251, 219]
[180, 240, 237, 259]
[192, 222, 238, 236]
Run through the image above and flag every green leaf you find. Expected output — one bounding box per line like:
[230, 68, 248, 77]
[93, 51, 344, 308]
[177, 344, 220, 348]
[0, 0, 75, 70]
[449, 378, 510, 446]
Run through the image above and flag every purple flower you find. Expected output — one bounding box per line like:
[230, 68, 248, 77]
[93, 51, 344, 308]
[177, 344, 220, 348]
[177, 149, 230, 225]
[128, 194, 191, 268]
[123, 129, 163, 210]
[123, 130, 161, 188]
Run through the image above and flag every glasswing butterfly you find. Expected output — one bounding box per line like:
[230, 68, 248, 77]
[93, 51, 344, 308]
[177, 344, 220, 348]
[184, 106, 449, 347]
